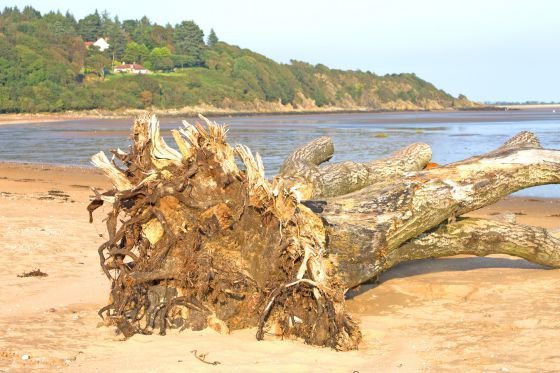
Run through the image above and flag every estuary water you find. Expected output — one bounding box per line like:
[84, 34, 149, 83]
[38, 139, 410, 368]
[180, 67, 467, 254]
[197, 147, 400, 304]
[1, 110, 560, 197]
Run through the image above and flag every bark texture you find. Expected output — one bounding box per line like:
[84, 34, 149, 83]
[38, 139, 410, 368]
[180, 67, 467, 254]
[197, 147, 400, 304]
[279, 137, 432, 198]
[89, 115, 560, 350]
[386, 217, 560, 269]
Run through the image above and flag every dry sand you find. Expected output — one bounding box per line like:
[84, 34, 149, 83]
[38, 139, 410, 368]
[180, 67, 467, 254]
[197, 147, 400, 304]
[0, 162, 559, 372]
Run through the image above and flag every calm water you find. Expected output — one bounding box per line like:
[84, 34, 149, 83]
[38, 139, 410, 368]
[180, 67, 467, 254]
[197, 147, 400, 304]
[1, 110, 560, 197]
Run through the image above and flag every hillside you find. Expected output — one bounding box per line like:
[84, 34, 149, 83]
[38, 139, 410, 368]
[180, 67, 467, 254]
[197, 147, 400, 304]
[0, 6, 476, 114]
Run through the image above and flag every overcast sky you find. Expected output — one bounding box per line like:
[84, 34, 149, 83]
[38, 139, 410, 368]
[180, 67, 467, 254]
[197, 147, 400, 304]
[6, 0, 560, 102]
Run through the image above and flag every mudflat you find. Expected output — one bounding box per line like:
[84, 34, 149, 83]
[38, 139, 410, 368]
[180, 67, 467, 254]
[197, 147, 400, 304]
[2, 108, 560, 126]
[0, 162, 559, 372]
[0, 114, 103, 126]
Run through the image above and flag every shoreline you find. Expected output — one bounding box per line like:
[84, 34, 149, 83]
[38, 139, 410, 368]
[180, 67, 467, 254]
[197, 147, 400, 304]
[0, 106, 498, 125]
[496, 103, 560, 110]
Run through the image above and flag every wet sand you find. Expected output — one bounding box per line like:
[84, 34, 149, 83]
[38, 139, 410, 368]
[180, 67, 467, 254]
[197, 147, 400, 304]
[0, 113, 113, 126]
[0, 163, 559, 372]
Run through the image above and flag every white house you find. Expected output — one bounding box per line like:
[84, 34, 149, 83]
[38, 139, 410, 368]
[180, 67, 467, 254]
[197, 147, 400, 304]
[93, 38, 110, 51]
[114, 63, 150, 75]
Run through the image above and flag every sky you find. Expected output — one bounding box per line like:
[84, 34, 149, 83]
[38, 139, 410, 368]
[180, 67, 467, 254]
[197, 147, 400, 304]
[6, 0, 560, 102]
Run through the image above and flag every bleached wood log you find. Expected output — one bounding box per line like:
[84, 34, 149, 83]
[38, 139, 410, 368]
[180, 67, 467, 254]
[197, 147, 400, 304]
[279, 137, 432, 198]
[384, 217, 560, 270]
[320, 131, 560, 287]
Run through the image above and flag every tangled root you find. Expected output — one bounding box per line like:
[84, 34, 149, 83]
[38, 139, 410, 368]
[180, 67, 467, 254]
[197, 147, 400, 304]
[89, 113, 361, 350]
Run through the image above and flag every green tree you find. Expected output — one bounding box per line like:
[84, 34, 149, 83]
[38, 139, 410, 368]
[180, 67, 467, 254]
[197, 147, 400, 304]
[150, 25, 174, 49]
[122, 19, 137, 35]
[122, 41, 149, 64]
[148, 47, 173, 71]
[43, 11, 76, 37]
[85, 49, 111, 77]
[207, 28, 218, 47]
[173, 21, 205, 66]
[105, 22, 128, 61]
[130, 16, 153, 48]
[64, 11, 77, 26]
[22, 6, 41, 19]
[78, 10, 101, 41]
[171, 54, 197, 69]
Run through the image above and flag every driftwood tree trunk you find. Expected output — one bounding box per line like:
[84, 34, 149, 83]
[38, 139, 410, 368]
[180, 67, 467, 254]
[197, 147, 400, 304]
[89, 114, 560, 350]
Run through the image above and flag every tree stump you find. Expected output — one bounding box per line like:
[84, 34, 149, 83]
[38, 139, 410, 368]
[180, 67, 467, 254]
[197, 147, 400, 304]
[89, 114, 560, 350]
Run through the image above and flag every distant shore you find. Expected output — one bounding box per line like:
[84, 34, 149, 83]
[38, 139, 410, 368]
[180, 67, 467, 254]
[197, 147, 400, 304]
[495, 103, 560, 110]
[0, 105, 496, 125]
[7, 104, 560, 128]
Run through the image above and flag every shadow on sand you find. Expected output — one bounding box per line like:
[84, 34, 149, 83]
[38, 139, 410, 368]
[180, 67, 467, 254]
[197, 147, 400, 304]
[346, 256, 547, 300]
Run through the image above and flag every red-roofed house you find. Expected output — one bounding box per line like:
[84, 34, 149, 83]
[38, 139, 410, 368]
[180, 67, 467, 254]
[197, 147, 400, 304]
[114, 63, 150, 75]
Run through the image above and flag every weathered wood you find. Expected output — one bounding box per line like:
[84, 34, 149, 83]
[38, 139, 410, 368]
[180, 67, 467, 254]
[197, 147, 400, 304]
[385, 217, 560, 269]
[279, 137, 432, 198]
[321, 133, 560, 287]
[89, 114, 560, 351]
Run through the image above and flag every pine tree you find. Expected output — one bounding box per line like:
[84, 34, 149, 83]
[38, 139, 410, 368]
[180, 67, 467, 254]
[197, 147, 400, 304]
[173, 21, 205, 66]
[64, 11, 77, 27]
[22, 6, 41, 19]
[78, 10, 102, 41]
[107, 26, 127, 60]
[207, 28, 218, 47]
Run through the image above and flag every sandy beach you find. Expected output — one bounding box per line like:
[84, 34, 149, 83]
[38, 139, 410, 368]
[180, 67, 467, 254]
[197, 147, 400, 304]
[0, 162, 559, 372]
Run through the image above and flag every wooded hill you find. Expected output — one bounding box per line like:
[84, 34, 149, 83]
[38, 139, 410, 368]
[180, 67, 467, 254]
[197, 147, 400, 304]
[0, 6, 475, 113]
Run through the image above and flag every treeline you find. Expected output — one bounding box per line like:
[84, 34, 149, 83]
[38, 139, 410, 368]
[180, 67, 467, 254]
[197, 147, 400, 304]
[0, 6, 474, 113]
[78, 10, 213, 71]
